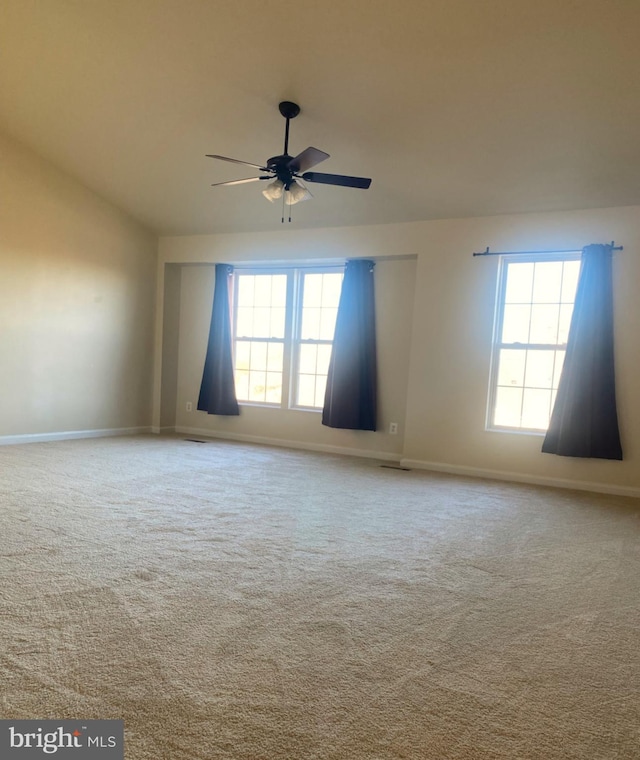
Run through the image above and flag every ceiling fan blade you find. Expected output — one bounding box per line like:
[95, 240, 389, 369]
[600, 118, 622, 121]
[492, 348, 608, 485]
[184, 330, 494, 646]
[206, 154, 267, 171]
[297, 179, 313, 199]
[288, 147, 330, 173]
[301, 172, 371, 189]
[211, 176, 271, 187]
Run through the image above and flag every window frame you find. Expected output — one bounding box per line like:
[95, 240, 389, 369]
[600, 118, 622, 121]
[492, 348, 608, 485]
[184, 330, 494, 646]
[289, 267, 344, 411]
[486, 252, 581, 434]
[231, 265, 344, 411]
[231, 267, 291, 407]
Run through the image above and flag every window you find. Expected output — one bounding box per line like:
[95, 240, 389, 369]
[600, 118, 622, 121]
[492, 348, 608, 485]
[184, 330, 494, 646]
[295, 272, 343, 407]
[232, 267, 343, 409]
[488, 254, 581, 432]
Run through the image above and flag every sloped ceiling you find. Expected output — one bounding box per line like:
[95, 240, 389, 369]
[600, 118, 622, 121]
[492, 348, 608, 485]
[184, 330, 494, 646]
[1, 0, 639, 235]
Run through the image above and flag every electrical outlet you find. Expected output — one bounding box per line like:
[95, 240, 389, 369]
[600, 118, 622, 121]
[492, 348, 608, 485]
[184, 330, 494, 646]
[389, 422, 398, 435]
[186, 401, 193, 412]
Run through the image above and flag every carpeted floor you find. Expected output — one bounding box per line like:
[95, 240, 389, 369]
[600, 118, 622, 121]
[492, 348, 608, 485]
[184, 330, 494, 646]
[1, 435, 639, 759]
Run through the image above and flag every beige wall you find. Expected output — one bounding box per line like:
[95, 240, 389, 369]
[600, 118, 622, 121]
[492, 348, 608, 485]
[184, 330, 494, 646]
[0, 130, 157, 439]
[402, 208, 640, 494]
[159, 264, 181, 430]
[158, 205, 640, 494]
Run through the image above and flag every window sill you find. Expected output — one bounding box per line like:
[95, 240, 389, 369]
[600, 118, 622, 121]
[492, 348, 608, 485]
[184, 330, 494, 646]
[238, 402, 323, 414]
[485, 426, 546, 437]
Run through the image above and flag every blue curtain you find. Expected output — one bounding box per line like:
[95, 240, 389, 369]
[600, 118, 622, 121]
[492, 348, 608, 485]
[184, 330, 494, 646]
[322, 259, 377, 430]
[197, 264, 240, 416]
[542, 244, 622, 459]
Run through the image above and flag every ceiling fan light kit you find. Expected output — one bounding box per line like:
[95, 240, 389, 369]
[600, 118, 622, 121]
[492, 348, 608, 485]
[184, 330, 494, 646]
[287, 181, 312, 204]
[207, 101, 371, 220]
[261, 178, 310, 205]
[262, 179, 284, 202]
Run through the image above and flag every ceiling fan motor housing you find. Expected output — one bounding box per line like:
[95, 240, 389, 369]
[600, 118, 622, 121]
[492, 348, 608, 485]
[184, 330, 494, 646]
[267, 154, 295, 187]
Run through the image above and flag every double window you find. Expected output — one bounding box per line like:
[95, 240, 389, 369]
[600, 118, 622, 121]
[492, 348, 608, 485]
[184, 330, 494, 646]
[488, 254, 581, 432]
[232, 267, 343, 409]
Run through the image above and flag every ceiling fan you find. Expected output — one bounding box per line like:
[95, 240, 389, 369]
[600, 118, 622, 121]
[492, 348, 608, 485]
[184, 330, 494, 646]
[206, 101, 371, 216]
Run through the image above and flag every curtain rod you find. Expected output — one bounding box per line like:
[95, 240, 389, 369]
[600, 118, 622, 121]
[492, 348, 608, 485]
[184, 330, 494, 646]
[221, 254, 417, 271]
[472, 242, 623, 257]
[231, 263, 345, 271]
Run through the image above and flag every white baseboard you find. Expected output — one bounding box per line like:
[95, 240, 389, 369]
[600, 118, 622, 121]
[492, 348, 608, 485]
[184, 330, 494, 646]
[0, 426, 152, 447]
[400, 458, 640, 498]
[4, 425, 634, 496]
[175, 425, 402, 463]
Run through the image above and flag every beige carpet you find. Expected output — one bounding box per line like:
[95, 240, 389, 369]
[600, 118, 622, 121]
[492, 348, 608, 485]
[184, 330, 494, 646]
[1, 435, 639, 759]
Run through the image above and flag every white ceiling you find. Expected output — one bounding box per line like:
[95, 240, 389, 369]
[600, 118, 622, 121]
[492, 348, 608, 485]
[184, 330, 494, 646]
[2, 0, 640, 236]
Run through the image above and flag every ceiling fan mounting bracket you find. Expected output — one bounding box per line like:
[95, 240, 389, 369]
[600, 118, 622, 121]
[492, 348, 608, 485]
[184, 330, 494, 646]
[278, 101, 300, 120]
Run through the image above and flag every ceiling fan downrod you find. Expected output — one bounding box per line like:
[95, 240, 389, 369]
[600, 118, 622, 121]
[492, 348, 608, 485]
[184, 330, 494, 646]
[278, 101, 300, 157]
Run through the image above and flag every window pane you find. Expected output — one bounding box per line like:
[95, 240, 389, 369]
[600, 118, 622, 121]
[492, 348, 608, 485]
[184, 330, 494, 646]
[494, 386, 523, 427]
[235, 370, 249, 400]
[253, 276, 273, 307]
[301, 307, 321, 340]
[521, 388, 552, 430]
[317, 344, 333, 375]
[524, 350, 555, 388]
[272, 275, 287, 306]
[561, 260, 581, 302]
[265, 372, 282, 403]
[321, 273, 343, 307]
[315, 375, 327, 407]
[236, 307, 253, 337]
[236, 274, 287, 341]
[497, 349, 526, 387]
[505, 262, 533, 303]
[552, 350, 566, 388]
[252, 307, 271, 338]
[248, 371, 267, 402]
[502, 304, 531, 343]
[319, 308, 338, 340]
[232, 339, 283, 404]
[235, 341, 251, 371]
[529, 304, 559, 344]
[299, 344, 318, 374]
[303, 274, 323, 308]
[270, 307, 286, 338]
[249, 341, 267, 371]
[266, 342, 284, 372]
[301, 272, 343, 340]
[558, 304, 573, 344]
[297, 374, 317, 407]
[295, 343, 333, 408]
[237, 276, 254, 307]
[532, 261, 562, 303]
